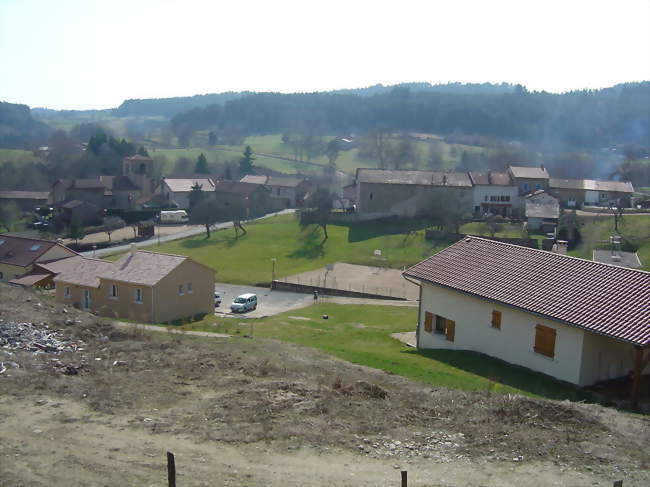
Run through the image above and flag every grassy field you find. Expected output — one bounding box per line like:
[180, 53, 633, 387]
[570, 214, 650, 270]
[176, 302, 592, 402]
[0, 149, 42, 165]
[136, 213, 450, 285]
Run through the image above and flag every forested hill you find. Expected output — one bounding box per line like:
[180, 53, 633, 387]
[111, 82, 517, 118]
[171, 82, 650, 148]
[114, 91, 250, 117]
[0, 102, 52, 149]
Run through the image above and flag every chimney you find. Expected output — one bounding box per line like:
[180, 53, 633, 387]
[540, 164, 545, 172]
[487, 170, 492, 184]
[130, 243, 137, 257]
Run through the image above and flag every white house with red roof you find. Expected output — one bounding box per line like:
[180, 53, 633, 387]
[404, 237, 650, 406]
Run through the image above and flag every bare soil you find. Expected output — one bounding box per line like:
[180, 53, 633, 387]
[1, 284, 648, 486]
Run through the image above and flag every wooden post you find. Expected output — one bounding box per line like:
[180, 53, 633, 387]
[167, 451, 176, 487]
[401, 470, 407, 487]
[631, 347, 643, 409]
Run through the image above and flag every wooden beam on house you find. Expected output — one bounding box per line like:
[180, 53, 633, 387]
[631, 346, 644, 409]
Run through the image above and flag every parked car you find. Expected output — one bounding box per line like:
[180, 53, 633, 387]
[230, 293, 257, 313]
[214, 291, 222, 307]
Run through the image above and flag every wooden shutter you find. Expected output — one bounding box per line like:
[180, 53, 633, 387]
[445, 320, 455, 342]
[534, 324, 556, 358]
[491, 310, 502, 329]
[424, 312, 433, 332]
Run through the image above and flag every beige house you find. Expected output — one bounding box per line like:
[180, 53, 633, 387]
[240, 174, 311, 208]
[154, 176, 216, 209]
[52, 249, 215, 323]
[0, 234, 77, 282]
[404, 237, 650, 406]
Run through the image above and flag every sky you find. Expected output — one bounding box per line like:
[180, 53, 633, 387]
[1, 0, 649, 110]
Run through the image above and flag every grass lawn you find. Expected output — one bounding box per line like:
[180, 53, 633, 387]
[176, 302, 593, 402]
[570, 214, 650, 270]
[136, 213, 450, 285]
[459, 221, 525, 238]
[0, 149, 42, 165]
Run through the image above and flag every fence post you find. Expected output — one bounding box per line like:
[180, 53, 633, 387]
[401, 470, 407, 487]
[167, 451, 176, 487]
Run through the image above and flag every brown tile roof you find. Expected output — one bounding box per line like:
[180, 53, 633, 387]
[240, 175, 269, 185]
[356, 169, 472, 187]
[106, 251, 188, 286]
[468, 172, 513, 186]
[0, 234, 72, 267]
[404, 237, 650, 347]
[214, 181, 267, 195]
[549, 178, 634, 193]
[164, 178, 215, 193]
[51, 251, 212, 288]
[0, 190, 49, 200]
[51, 255, 115, 288]
[508, 165, 549, 179]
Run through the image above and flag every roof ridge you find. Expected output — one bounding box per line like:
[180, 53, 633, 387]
[0, 234, 59, 245]
[464, 235, 650, 275]
[136, 250, 188, 259]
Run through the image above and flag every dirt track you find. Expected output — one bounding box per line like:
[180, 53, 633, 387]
[1, 284, 649, 486]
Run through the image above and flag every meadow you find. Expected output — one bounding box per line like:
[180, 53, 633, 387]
[176, 302, 593, 402]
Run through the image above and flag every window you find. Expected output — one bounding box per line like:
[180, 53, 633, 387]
[369, 192, 373, 200]
[491, 310, 502, 329]
[134, 288, 143, 304]
[523, 183, 529, 192]
[64, 286, 70, 298]
[534, 324, 556, 358]
[187, 282, 193, 294]
[424, 312, 433, 332]
[433, 315, 456, 341]
[109, 284, 118, 299]
[484, 196, 489, 202]
[178, 284, 184, 296]
[504, 196, 510, 202]
[535, 183, 542, 190]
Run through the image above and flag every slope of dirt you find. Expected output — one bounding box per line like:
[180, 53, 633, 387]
[1, 284, 649, 486]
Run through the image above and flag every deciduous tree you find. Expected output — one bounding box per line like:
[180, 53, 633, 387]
[299, 187, 334, 243]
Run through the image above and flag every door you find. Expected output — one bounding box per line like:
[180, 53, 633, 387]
[445, 320, 455, 342]
[83, 290, 91, 310]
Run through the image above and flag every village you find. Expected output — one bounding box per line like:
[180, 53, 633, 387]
[2, 2, 650, 483]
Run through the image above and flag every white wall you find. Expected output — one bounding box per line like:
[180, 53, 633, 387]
[472, 185, 519, 209]
[579, 332, 649, 384]
[585, 190, 599, 205]
[417, 283, 588, 385]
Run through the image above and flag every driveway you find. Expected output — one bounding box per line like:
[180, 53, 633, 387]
[215, 283, 315, 318]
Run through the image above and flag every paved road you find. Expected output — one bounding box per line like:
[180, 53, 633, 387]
[82, 209, 295, 258]
[215, 283, 314, 318]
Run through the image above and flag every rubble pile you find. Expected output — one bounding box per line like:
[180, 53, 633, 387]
[0, 320, 83, 354]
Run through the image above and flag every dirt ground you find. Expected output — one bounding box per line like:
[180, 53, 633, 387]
[1, 285, 649, 486]
[279, 262, 420, 300]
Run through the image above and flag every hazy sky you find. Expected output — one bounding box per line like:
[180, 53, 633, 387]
[1, 0, 649, 110]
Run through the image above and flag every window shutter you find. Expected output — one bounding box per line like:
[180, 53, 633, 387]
[534, 324, 556, 358]
[491, 310, 502, 329]
[445, 320, 455, 342]
[424, 312, 433, 332]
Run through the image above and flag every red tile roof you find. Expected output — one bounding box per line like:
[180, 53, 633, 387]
[0, 234, 74, 267]
[404, 237, 650, 347]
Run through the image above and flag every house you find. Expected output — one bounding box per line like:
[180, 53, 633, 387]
[240, 174, 311, 208]
[0, 190, 50, 211]
[52, 176, 142, 210]
[154, 176, 216, 209]
[52, 199, 101, 226]
[213, 181, 274, 217]
[354, 169, 474, 218]
[468, 171, 519, 217]
[0, 234, 77, 282]
[52, 248, 215, 323]
[403, 237, 650, 405]
[122, 154, 155, 197]
[506, 165, 550, 195]
[548, 178, 634, 208]
[524, 191, 560, 233]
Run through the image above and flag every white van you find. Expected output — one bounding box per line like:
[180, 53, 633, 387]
[159, 210, 189, 224]
[230, 293, 257, 313]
